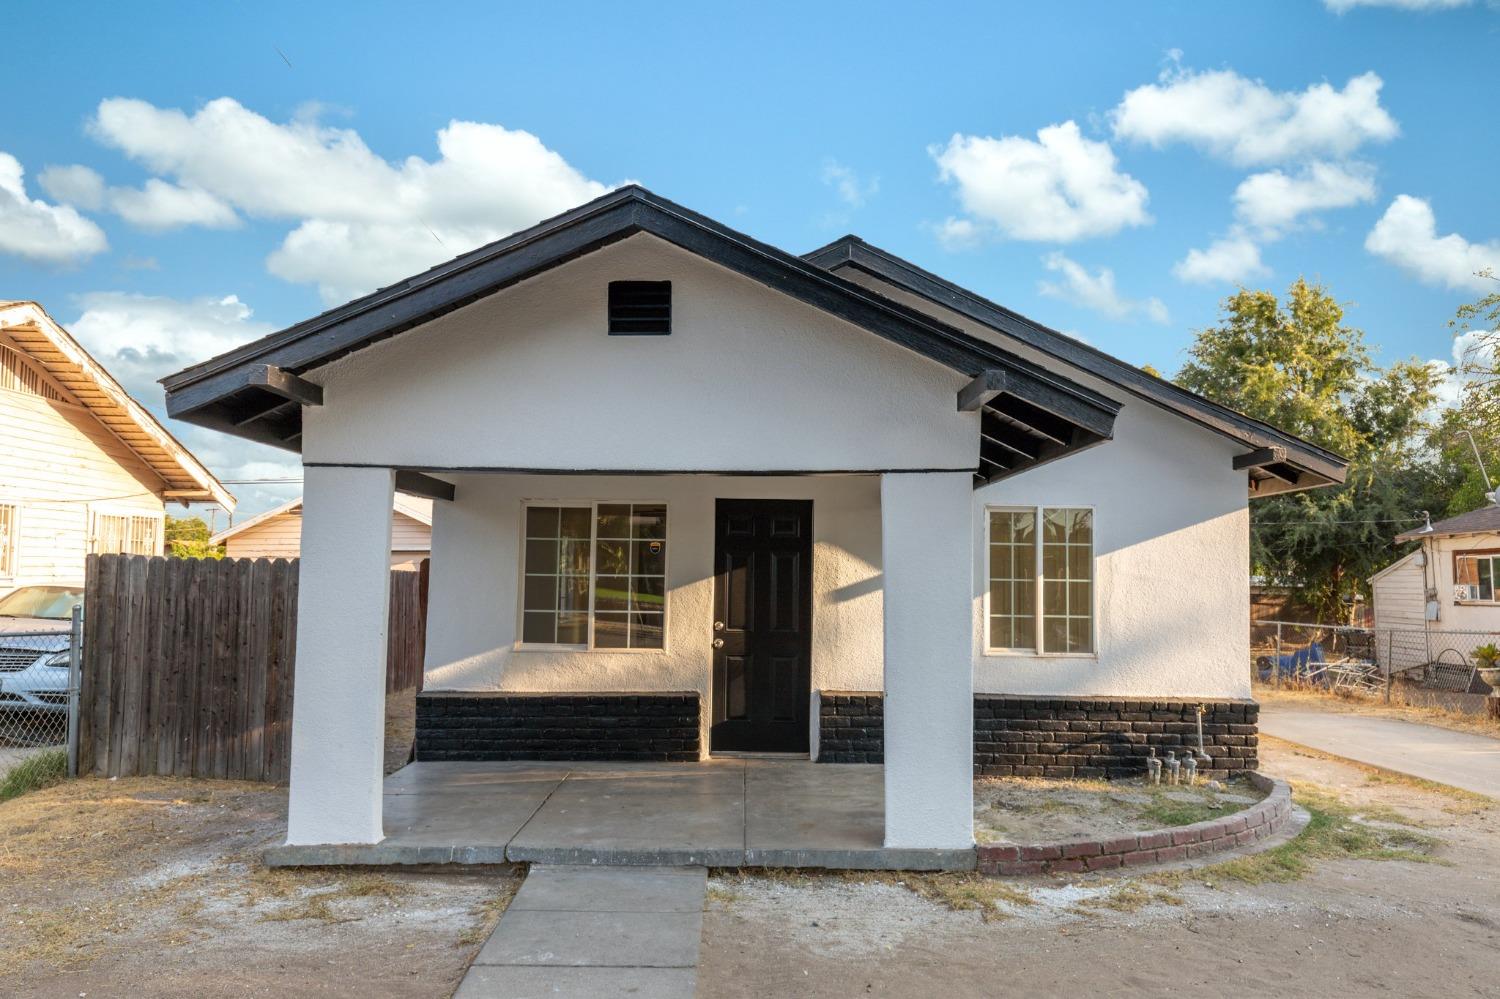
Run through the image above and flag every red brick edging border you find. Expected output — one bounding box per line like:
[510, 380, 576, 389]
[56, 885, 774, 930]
[977, 772, 1294, 876]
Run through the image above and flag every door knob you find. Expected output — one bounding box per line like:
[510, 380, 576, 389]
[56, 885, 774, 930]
[712, 638, 725, 649]
[713, 620, 725, 632]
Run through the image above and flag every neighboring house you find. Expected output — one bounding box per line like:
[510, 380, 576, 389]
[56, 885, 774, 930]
[211, 494, 433, 569]
[161, 187, 1347, 853]
[0, 301, 234, 597]
[1376, 507, 1500, 632]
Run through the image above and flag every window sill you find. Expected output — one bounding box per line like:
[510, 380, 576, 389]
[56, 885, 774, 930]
[983, 649, 1099, 661]
[512, 642, 668, 655]
[1454, 600, 1500, 607]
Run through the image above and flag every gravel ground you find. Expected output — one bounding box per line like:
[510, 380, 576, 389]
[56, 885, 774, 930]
[701, 739, 1500, 999]
[0, 774, 519, 998]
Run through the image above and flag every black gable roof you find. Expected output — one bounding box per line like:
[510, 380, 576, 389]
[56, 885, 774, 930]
[804, 235, 1348, 492]
[161, 186, 1119, 480]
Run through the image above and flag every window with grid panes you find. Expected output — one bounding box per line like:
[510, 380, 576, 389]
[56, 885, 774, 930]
[520, 502, 667, 649]
[987, 507, 1093, 655]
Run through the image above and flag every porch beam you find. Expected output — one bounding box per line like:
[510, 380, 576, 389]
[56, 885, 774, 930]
[1233, 446, 1287, 470]
[957, 370, 1006, 412]
[394, 470, 457, 502]
[248, 364, 324, 407]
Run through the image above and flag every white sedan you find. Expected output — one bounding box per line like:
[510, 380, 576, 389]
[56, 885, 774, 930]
[0, 586, 81, 713]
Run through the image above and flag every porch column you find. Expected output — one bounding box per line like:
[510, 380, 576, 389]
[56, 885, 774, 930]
[285, 465, 395, 845]
[880, 471, 974, 849]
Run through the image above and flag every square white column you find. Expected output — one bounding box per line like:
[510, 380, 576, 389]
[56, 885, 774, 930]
[286, 465, 395, 845]
[880, 471, 974, 849]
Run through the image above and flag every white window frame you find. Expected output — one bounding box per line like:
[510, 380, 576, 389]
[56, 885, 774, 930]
[983, 504, 1096, 658]
[514, 499, 670, 654]
[0, 501, 20, 580]
[1454, 550, 1500, 604]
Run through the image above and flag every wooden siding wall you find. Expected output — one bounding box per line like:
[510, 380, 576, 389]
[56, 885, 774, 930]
[224, 509, 432, 566]
[80, 553, 428, 782]
[0, 360, 166, 593]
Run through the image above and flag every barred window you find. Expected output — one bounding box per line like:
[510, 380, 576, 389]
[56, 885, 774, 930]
[0, 503, 18, 577]
[987, 507, 1093, 655]
[520, 502, 667, 650]
[91, 512, 160, 556]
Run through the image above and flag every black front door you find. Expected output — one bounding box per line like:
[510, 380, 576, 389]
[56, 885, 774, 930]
[710, 499, 813, 753]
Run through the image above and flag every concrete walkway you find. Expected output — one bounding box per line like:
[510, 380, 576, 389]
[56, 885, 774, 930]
[455, 865, 705, 999]
[1260, 707, 1500, 798]
[265, 758, 974, 871]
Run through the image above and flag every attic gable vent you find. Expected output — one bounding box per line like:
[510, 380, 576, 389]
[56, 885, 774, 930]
[608, 281, 672, 335]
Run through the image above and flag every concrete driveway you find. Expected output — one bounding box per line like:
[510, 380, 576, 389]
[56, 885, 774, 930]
[1259, 707, 1500, 797]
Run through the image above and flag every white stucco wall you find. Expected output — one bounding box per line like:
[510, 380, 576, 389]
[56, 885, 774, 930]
[971, 399, 1251, 700]
[422, 473, 885, 755]
[301, 233, 974, 473]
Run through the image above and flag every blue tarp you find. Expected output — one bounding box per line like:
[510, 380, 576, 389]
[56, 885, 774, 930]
[1259, 642, 1325, 683]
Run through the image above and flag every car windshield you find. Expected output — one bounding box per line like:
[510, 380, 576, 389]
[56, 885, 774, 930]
[0, 586, 85, 620]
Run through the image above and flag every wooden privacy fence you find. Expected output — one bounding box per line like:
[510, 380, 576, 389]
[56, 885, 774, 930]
[80, 553, 428, 782]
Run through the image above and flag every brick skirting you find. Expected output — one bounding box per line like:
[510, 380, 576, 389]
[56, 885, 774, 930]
[817, 692, 884, 762]
[415, 692, 700, 762]
[816, 693, 1258, 778]
[978, 772, 1293, 875]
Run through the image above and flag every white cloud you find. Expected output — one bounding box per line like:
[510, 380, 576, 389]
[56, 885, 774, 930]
[1365, 195, 1500, 291]
[69, 291, 274, 403]
[1173, 232, 1270, 284]
[38, 164, 106, 210]
[1111, 67, 1398, 166]
[1038, 251, 1169, 323]
[1326, 0, 1469, 11]
[820, 160, 878, 209]
[67, 292, 301, 515]
[39, 162, 239, 232]
[0, 152, 108, 264]
[931, 121, 1150, 243]
[84, 97, 612, 303]
[1233, 160, 1377, 234]
[109, 179, 240, 231]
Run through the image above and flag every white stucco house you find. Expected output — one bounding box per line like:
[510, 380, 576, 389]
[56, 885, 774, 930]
[210, 493, 433, 570]
[161, 187, 1346, 853]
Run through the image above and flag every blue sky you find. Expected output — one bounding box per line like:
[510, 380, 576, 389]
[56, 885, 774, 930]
[3, 0, 1498, 517]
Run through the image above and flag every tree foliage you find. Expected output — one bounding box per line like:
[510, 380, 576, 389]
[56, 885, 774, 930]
[1176, 278, 1444, 621]
[165, 515, 224, 560]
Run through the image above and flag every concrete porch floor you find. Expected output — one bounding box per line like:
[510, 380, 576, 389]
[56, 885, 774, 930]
[264, 759, 976, 870]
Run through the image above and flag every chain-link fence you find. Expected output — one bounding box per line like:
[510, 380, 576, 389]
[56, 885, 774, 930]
[1251, 618, 1500, 707]
[0, 606, 81, 773]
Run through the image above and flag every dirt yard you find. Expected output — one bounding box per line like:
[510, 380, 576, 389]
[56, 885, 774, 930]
[974, 774, 1265, 843]
[701, 738, 1500, 999]
[0, 776, 518, 998]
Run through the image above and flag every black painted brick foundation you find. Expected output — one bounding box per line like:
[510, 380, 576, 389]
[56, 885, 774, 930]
[817, 693, 1259, 778]
[416, 691, 701, 762]
[817, 692, 884, 762]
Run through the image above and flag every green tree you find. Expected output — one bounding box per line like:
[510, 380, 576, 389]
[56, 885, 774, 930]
[164, 515, 224, 559]
[1176, 278, 1443, 621]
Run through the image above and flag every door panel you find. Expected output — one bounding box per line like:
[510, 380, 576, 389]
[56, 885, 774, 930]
[711, 499, 813, 753]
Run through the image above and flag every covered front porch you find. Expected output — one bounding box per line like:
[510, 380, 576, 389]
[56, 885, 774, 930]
[266, 757, 973, 871]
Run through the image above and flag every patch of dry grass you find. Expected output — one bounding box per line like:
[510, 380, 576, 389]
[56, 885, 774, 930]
[456, 877, 521, 947]
[712, 868, 1036, 922]
[1163, 782, 1443, 887]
